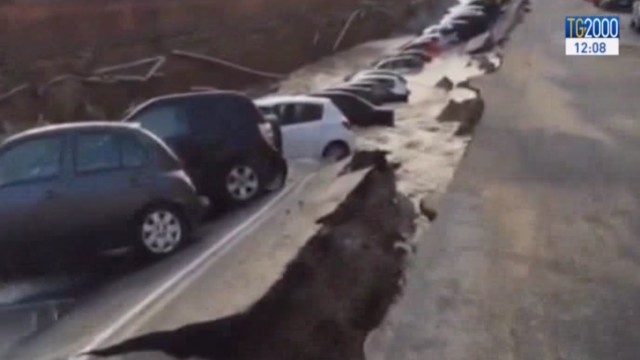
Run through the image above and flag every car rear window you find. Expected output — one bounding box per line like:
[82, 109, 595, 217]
[132, 105, 189, 140]
[188, 95, 262, 148]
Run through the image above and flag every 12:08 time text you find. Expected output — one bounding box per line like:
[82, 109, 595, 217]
[565, 38, 619, 56]
[575, 41, 606, 54]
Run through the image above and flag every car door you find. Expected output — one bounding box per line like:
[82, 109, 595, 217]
[278, 102, 324, 159]
[0, 135, 67, 250]
[63, 131, 153, 248]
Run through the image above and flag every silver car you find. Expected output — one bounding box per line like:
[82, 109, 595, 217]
[631, 0, 640, 31]
[0, 122, 208, 263]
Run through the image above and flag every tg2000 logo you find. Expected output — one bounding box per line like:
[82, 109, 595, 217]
[565, 16, 620, 56]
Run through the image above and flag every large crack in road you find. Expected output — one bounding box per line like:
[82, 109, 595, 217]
[87, 153, 416, 360]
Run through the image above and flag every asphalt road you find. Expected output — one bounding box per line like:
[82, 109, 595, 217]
[368, 1, 640, 360]
[1, 160, 337, 360]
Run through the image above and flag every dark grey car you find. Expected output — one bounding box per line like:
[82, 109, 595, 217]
[0, 122, 208, 261]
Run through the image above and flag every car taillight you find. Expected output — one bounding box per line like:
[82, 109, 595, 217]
[426, 42, 442, 56]
[342, 119, 352, 130]
[259, 123, 276, 148]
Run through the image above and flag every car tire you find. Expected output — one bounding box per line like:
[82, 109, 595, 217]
[223, 162, 262, 205]
[263, 158, 287, 192]
[323, 142, 351, 162]
[135, 205, 187, 258]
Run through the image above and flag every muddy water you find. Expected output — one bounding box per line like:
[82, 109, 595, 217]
[277, 37, 495, 205]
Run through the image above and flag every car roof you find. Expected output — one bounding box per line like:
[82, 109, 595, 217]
[1, 122, 140, 146]
[254, 95, 331, 106]
[354, 73, 399, 81]
[312, 91, 375, 105]
[341, 82, 375, 87]
[376, 55, 420, 64]
[124, 90, 251, 120]
[313, 90, 361, 98]
[353, 69, 404, 78]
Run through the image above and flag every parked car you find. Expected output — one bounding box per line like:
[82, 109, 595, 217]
[631, 0, 640, 30]
[443, 4, 487, 19]
[0, 122, 209, 259]
[403, 31, 459, 54]
[373, 55, 425, 74]
[124, 91, 288, 206]
[438, 17, 483, 42]
[350, 74, 411, 103]
[458, 0, 503, 16]
[310, 91, 395, 127]
[325, 84, 384, 105]
[376, 50, 431, 64]
[422, 25, 442, 36]
[255, 96, 355, 161]
[344, 70, 407, 84]
[593, 0, 633, 10]
[395, 49, 433, 62]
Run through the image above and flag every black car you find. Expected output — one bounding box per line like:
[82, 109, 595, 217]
[595, 0, 633, 11]
[324, 85, 383, 105]
[373, 55, 425, 74]
[330, 79, 394, 104]
[0, 123, 208, 260]
[445, 14, 491, 41]
[396, 49, 433, 62]
[124, 92, 288, 206]
[344, 70, 407, 83]
[310, 91, 394, 127]
[455, 0, 503, 20]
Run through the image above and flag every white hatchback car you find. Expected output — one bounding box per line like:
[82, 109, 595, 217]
[255, 96, 356, 161]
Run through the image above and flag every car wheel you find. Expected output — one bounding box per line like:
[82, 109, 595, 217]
[263, 159, 287, 192]
[323, 142, 351, 162]
[225, 163, 261, 204]
[136, 206, 186, 257]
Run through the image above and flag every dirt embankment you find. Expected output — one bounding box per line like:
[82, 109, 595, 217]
[87, 152, 417, 360]
[0, 0, 439, 132]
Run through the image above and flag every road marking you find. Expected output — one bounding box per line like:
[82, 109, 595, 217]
[74, 173, 316, 359]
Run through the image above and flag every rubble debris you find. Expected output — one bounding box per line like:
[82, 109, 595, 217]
[457, 81, 481, 94]
[88, 153, 417, 360]
[435, 76, 454, 91]
[93, 56, 166, 81]
[333, 9, 368, 51]
[172, 50, 287, 80]
[473, 54, 499, 73]
[419, 194, 441, 221]
[341, 150, 399, 174]
[0, 84, 31, 103]
[437, 92, 485, 136]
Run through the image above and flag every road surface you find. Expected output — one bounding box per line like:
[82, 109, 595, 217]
[368, 1, 640, 360]
[1, 160, 332, 360]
